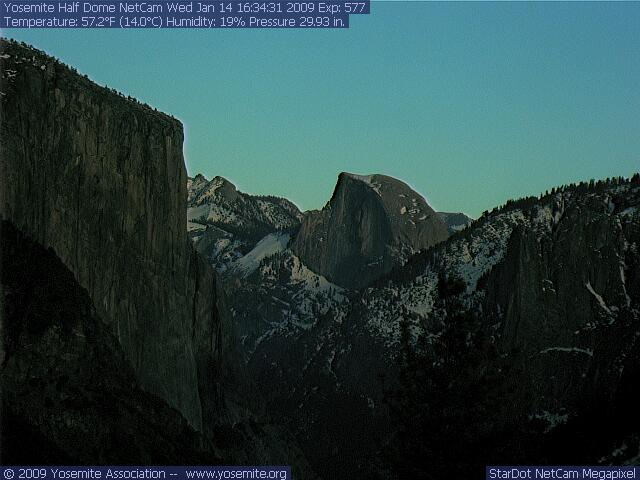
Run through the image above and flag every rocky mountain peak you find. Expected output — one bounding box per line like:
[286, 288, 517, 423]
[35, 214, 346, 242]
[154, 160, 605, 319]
[187, 174, 301, 233]
[186, 174, 303, 270]
[211, 175, 237, 190]
[291, 172, 449, 289]
[337, 172, 448, 236]
[337, 172, 377, 188]
[188, 174, 240, 205]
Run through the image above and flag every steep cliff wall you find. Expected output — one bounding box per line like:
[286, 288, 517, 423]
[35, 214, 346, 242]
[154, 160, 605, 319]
[0, 39, 221, 429]
[291, 172, 448, 289]
[0, 220, 215, 464]
[482, 185, 640, 416]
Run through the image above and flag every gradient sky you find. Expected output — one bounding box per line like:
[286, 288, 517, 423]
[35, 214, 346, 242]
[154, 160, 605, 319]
[4, 1, 639, 217]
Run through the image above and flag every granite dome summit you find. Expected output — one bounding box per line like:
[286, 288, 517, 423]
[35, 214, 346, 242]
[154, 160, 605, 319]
[290, 172, 449, 289]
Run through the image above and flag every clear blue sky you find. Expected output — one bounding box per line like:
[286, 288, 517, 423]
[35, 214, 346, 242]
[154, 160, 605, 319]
[4, 2, 639, 217]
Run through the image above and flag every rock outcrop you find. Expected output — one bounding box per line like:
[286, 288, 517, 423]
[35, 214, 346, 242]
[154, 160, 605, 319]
[438, 211, 473, 235]
[291, 172, 448, 289]
[0, 39, 224, 430]
[482, 184, 640, 419]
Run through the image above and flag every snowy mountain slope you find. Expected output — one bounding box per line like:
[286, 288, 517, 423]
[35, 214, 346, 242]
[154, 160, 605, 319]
[271, 177, 640, 476]
[355, 180, 640, 352]
[188, 174, 302, 231]
[187, 174, 303, 271]
[187, 170, 640, 477]
[353, 206, 529, 348]
[228, 249, 347, 354]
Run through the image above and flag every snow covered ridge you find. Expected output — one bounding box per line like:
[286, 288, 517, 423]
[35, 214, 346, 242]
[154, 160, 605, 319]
[186, 174, 303, 275]
[230, 247, 348, 351]
[233, 232, 290, 276]
[359, 206, 530, 346]
[354, 178, 640, 347]
[187, 174, 302, 232]
[387, 178, 640, 290]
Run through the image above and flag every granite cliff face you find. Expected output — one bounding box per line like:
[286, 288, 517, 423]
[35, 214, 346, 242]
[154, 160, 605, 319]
[481, 183, 640, 420]
[291, 172, 448, 289]
[0, 221, 214, 464]
[1, 39, 317, 476]
[344, 178, 640, 475]
[0, 39, 221, 429]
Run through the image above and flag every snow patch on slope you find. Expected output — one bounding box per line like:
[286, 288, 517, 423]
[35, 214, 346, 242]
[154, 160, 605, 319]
[585, 282, 612, 314]
[344, 173, 382, 195]
[234, 233, 290, 276]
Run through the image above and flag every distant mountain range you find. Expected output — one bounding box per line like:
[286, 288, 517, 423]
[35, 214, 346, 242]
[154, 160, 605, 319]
[187, 172, 640, 478]
[188, 172, 461, 284]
